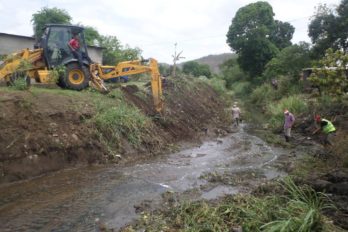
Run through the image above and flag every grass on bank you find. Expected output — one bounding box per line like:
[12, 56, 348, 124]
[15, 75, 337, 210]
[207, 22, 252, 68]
[267, 95, 309, 129]
[123, 177, 339, 232]
[92, 88, 152, 147]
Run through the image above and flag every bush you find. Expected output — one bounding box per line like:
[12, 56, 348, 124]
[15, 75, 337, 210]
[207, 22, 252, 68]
[9, 74, 30, 90]
[200, 76, 227, 95]
[232, 81, 252, 97]
[49, 65, 66, 84]
[94, 102, 150, 146]
[309, 49, 348, 96]
[249, 83, 276, 107]
[267, 95, 308, 129]
[277, 76, 302, 98]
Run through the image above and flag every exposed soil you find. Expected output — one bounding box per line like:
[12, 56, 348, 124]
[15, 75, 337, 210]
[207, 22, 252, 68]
[0, 77, 229, 183]
[0, 91, 107, 183]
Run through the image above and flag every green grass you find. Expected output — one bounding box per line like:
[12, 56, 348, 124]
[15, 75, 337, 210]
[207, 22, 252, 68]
[267, 95, 309, 129]
[8, 77, 29, 90]
[94, 100, 151, 146]
[199, 76, 227, 95]
[125, 177, 339, 232]
[261, 177, 334, 232]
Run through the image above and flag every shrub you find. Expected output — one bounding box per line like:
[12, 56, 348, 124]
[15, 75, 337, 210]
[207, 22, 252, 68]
[49, 65, 66, 83]
[277, 76, 302, 98]
[309, 49, 348, 96]
[9, 74, 30, 90]
[249, 83, 276, 107]
[232, 81, 252, 97]
[200, 76, 227, 95]
[94, 102, 150, 146]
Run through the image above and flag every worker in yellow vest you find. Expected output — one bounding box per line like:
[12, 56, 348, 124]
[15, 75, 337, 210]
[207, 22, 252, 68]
[312, 115, 336, 145]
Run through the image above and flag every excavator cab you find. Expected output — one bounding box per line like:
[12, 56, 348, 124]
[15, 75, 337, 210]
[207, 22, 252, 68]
[40, 24, 90, 69]
[38, 24, 92, 90]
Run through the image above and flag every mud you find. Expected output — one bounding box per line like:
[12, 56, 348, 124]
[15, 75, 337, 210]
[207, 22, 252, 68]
[0, 92, 108, 183]
[0, 124, 290, 231]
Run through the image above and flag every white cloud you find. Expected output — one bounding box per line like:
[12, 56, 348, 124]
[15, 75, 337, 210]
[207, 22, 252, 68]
[0, 0, 343, 63]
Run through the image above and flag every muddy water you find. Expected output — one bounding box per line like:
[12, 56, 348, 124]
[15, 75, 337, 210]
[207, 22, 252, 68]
[0, 125, 288, 231]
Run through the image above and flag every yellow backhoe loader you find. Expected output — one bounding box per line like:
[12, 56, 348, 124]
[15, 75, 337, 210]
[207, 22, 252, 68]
[0, 24, 163, 112]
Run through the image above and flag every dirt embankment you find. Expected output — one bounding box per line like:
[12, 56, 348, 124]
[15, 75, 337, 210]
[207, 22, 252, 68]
[0, 91, 107, 183]
[0, 78, 230, 183]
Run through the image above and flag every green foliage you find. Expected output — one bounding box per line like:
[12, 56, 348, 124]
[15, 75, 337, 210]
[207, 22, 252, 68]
[49, 65, 66, 84]
[82, 25, 101, 46]
[131, 177, 335, 232]
[94, 100, 150, 146]
[7, 59, 33, 90]
[309, 0, 348, 57]
[99, 35, 142, 65]
[264, 43, 311, 80]
[270, 20, 295, 50]
[182, 61, 212, 78]
[158, 63, 171, 76]
[220, 57, 250, 88]
[249, 83, 276, 107]
[231, 81, 252, 97]
[199, 76, 227, 95]
[9, 76, 29, 90]
[31, 7, 72, 38]
[226, 1, 294, 77]
[267, 95, 308, 129]
[308, 49, 348, 96]
[0, 54, 6, 61]
[276, 76, 302, 97]
[261, 177, 333, 232]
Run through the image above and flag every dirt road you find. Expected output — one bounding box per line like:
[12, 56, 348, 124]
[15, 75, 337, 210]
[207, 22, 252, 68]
[0, 124, 290, 231]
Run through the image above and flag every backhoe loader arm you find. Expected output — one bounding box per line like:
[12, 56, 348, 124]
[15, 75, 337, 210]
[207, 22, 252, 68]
[90, 58, 163, 113]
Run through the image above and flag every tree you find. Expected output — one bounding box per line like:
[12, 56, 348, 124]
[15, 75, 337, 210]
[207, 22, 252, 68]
[182, 61, 212, 78]
[99, 35, 141, 65]
[82, 26, 101, 46]
[226, 1, 294, 77]
[263, 42, 311, 80]
[31, 7, 72, 39]
[309, 0, 348, 58]
[309, 49, 348, 96]
[220, 56, 249, 89]
[270, 20, 295, 49]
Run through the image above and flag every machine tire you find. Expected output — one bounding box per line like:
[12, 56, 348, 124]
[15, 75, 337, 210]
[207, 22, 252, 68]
[60, 63, 90, 90]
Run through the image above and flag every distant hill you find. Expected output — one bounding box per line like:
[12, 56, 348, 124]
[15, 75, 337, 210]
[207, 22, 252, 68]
[179, 53, 236, 74]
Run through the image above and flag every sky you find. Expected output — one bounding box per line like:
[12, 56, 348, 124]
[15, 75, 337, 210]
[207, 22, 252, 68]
[0, 0, 342, 63]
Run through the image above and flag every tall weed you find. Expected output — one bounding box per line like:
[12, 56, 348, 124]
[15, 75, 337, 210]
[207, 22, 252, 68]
[94, 102, 150, 146]
[261, 177, 334, 232]
[130, 177, 337, 232]
[267, 95, 308, 129]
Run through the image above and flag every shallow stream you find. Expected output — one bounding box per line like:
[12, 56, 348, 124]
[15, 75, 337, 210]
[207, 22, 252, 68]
[0, 124, 289, 231]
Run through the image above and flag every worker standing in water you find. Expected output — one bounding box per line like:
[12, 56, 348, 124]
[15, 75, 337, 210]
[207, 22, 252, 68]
[283, 109, 295, 142]
[232, 102, 241, 127]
